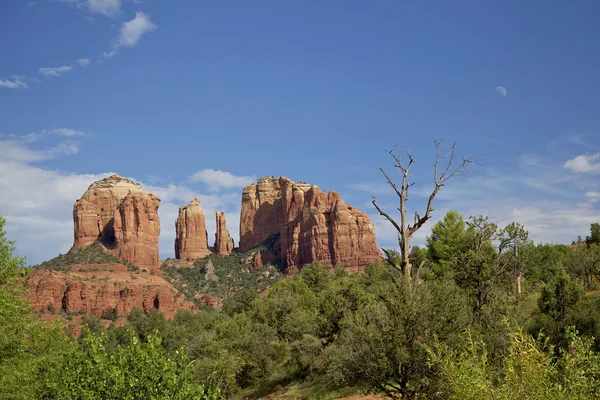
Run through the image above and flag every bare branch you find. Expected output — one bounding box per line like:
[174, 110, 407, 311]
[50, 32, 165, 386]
[379, 168, 402, 199]
[372, 198, 402, 234]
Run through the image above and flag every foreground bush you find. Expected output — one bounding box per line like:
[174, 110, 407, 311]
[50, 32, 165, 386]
[42, 329, 220, 400]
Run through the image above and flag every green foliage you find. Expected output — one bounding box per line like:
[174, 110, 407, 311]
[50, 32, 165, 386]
[251, 277, 319, 341]
[4, 211, 600, 399]
[586, 223, 600, 246]
[0, 215, 75, 399]
[32, 241, 137, 271]
[323, 276, 471, 398]
[426, 210, 470, 273]
[520, 243, 570, 290]
[162, 249, 281, 306]
[564, 245, 600, 291]
[43, 329, 218, 399]
[429, 328, 600, 399]
[299, 261, 331, 292]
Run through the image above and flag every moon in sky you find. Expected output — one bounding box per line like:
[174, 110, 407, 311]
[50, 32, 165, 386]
[495, 86, 507, 97]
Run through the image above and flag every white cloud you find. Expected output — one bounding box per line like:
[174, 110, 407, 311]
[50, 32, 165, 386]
[0, 76, 28, 89]
[495, 86, 507, 97]
[88, 0, 120, 16]
[189, 169, 256, 192]
[76, 58, 91, 66]
[563, 153, 600, 173]
[0, 139, 80, 163]
[59, 0, 120, 17]
[39, 65, 73, 77]
[51, 128, 90, 137]
[104, 11, 157, 59]
[586, 192, 600, 203]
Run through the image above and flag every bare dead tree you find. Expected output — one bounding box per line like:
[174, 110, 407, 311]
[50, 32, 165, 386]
[372, 140, 472, 280]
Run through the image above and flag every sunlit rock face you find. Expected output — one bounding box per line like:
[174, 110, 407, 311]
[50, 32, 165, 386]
[240, 176, 381, 273]
[175, 198, 211, 260]
[214, 211, 234, 256]
[72, 174, 161, 272]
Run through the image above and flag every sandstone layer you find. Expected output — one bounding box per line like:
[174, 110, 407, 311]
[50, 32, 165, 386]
[175, 198, 211, 260]
[214, 212, 234, 256]
[239, 176, 381, 273]
[26, 264, 198, 320]
[73, 175, 161, 271]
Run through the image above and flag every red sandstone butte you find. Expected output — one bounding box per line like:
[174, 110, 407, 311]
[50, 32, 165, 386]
[72, 174, 161, 272]
[175, 198, 211, 260]
[239, 176, 381, 273]
[214, 211, 235, 256]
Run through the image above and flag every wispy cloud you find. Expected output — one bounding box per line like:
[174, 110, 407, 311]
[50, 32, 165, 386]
[563, 153, 600, 173]
[50, 128, 90, 137]
[88, 0, 120, 16]
[39, 65, 73, 77]
[0, 139, 80, 163]
[567, 134, 596, 149]
[59, 0, 121, 17]
[103, 11, 156, 59]
[586, 192, 600, 204]
[189, 169, 256, 192]
[38, 57, 91, 79]
[0, 128, 90, 162]
[0, 76, 28, 89]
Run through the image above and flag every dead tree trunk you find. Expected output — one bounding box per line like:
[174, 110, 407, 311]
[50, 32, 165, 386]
[372, 141, 472, 280]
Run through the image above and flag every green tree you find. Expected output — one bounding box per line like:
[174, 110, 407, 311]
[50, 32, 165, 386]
[0, 215, 74, 399]
[251, 277, 319, 341]
[530, 272, 583, 349]
[564, 245, 600, 291]
[426, 210, 470, 274]
[43, 329, 218, 399]
[586, 223, 600, 246]
[323, 277, 470, 399]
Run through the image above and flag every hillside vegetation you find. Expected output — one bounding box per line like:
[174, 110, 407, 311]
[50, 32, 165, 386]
[3, 213, 600, 399]
[32, 241, 139, 272]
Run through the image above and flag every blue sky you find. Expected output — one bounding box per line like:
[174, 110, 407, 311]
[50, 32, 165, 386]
[1, 0, 599, 264]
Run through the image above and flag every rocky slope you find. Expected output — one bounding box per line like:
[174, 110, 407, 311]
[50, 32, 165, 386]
[73, 174, 161, 272]
[214, 211, 235, 256]
[28, 243, 197, 320]
[240, 176, 381, 273]
[175, 198, 211, 260]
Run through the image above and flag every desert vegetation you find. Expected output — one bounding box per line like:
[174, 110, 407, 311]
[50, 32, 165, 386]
[3, 210, 600, 399]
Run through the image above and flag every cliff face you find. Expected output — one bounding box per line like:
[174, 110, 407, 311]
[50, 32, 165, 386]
[214, 212, 234, 256]
[26, 264, 197, 319]
[239, 177, 381, 273]
[175, 198, 211, 260]
[73, 175, 161, 272]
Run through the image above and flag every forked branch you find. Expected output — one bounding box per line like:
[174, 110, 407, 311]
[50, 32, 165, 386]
[372, 140, 472, 279]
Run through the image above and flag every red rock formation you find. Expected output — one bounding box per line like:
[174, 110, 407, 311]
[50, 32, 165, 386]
[175, 198, 211, 260]
[26, 264, 199, 319]
[73, 175, 161, 271]
[239, 177, 381, 273]
[214, 212, 234, 256]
